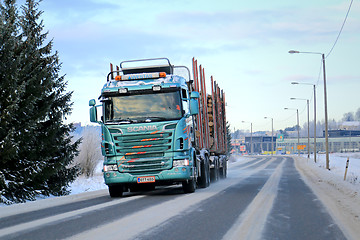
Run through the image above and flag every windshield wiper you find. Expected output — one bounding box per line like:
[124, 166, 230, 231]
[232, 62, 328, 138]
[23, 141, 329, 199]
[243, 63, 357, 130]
[144, 117, 169, 122]
[107, 118, 137, 124]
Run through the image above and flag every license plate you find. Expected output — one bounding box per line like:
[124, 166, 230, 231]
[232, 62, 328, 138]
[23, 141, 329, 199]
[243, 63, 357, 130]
[137, 176, 155, 184]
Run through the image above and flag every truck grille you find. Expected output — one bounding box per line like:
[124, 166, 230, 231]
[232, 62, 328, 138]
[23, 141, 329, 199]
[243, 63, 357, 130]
[113, 131, 173, 173]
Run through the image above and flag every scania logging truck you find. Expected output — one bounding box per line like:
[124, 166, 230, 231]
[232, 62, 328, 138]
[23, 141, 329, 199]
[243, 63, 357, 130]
[89, 58, 228, 197]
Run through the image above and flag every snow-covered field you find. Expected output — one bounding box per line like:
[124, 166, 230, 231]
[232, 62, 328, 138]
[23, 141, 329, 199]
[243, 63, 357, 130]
[298, 152, 360, 192]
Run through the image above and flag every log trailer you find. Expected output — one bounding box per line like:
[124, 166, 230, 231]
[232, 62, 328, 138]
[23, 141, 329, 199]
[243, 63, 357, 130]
[89, 58, 228, 197]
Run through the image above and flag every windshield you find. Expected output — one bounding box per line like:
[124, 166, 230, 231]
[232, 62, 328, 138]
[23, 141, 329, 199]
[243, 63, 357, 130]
[104, 91, 183, 123]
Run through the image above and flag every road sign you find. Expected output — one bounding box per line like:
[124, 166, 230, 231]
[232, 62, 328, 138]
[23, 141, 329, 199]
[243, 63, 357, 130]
[297, 145, 306, 150]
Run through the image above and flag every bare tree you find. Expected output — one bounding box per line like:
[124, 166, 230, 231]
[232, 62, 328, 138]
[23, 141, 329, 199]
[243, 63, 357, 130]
[74, 126, 102, 178]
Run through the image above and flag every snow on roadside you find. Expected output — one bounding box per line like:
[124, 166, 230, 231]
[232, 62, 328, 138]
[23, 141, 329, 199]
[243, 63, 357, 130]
[68, 161, 107, 195]
[294, 153, 360, 240]
[300, 152, 360, 193]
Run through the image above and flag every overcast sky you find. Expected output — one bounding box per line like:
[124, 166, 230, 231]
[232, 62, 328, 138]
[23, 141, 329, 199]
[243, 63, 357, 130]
[35, 0, 360, 132]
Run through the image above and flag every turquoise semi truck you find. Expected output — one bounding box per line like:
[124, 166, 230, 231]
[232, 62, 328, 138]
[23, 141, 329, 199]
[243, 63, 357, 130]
[89, 58, 228, 197]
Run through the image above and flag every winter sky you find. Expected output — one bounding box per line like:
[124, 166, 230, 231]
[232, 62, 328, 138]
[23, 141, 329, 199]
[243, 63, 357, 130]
[35, 0, 360, 132]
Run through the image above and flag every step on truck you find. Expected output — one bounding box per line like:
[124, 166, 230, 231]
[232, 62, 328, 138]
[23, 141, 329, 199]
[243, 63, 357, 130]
[89, 58, 228, 197]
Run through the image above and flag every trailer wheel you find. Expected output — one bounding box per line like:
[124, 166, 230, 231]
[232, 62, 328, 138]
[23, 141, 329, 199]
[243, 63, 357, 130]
[210, 158, 220, 182]
[108, 185, 123, 197]
[220, 160, 227, 179]
[199, 155, 210, 188]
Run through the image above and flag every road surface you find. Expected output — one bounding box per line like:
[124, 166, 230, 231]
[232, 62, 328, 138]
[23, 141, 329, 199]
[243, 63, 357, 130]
[0, 156, 351, 239]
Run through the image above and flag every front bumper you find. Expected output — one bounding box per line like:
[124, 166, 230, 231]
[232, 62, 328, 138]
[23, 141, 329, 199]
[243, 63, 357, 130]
[104, 166, 193, 186]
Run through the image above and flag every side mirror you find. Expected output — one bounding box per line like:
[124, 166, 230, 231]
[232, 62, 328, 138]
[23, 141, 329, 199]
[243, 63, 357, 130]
[190, 91, 199, 99]
[89, 99, 98, 122]
[90, 106, 98, 122]
[89, 99, 96, 106]
[190, 99, 199, 115]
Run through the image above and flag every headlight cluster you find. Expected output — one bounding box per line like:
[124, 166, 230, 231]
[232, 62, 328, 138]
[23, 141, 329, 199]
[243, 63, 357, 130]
[103, 164, 118, 172]
[173, 159, 190, 167]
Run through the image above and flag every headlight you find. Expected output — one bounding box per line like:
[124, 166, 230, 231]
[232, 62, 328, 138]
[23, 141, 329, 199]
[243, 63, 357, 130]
[173, 159, 190, 167]
[103, 164, 118, 172]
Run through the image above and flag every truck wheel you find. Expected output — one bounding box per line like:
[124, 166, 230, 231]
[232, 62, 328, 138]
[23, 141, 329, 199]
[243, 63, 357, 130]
[108, 185, 123, 197]
[220, 160, 227, 179]
[216, 160, 220, 180]
[182, 178, 196, 193]
[210, 159, 219, 182]
[199, 155, 210, 188]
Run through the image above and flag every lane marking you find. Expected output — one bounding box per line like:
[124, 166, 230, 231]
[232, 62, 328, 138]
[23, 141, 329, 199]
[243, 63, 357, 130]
[69, 158, 279, 240]
[223, 158, 285, 240]
[1, 156, 279, 240]
[0, 189, 109, 218]
[0, 195, 145, 238]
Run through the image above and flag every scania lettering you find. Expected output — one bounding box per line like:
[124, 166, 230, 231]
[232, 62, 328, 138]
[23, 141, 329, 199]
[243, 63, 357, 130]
[127, 125, 158, 132]
[89, 58, 228, 197]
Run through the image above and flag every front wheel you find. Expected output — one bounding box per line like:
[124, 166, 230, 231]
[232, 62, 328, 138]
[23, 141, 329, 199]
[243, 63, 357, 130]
[108, 185, 124, 197]
[182, 178, 196, 193]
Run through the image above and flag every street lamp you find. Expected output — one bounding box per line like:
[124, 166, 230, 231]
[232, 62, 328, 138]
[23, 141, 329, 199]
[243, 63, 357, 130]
[242, 121, 253, 155]
[291, 98, 310, 159]
[264, 117, 274, 155]
[289, 50, 329, 169]
[284, 108, 300, 156]
[291, 82, 317, 162]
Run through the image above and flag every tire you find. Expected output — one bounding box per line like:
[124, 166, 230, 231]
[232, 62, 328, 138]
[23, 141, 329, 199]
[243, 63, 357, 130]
[198, 155, 210, 188]
[182, 178, 196, 193]
[220, 159, 227, 179]
[108, 185, 123, 197]
[210, 158, 220, 182]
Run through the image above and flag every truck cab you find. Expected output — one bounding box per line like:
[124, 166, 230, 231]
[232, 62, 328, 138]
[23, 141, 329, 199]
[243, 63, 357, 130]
[89, 58, 200, 196]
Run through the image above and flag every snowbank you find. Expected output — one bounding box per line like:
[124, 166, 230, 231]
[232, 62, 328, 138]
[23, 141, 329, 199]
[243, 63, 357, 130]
[294, 153, 360, 240]
[68, 161, 107, 195]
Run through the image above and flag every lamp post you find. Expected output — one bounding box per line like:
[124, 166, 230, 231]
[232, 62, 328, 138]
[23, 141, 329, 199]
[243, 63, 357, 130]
[284, 108, 300, 156]
[289, 50, 329, 169]
[291, 82, 317, 162]
[290, 98, 310, 159]
[264, 117, 274, 155]
[242, 121, 253, 155]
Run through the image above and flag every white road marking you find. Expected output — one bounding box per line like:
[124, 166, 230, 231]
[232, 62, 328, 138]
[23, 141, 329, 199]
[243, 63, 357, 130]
[69, 158, 278, 240]
[0, 157, 277, 240]
[223, 158, 285, 240]
[0, 195, 145, 237]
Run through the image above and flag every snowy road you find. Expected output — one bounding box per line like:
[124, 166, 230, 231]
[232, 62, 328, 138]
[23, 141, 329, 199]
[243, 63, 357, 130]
[0, 156, 355, 239]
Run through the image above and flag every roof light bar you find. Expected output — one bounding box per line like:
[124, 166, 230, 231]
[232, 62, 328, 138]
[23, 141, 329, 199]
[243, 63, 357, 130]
[114, 72, 166, 81]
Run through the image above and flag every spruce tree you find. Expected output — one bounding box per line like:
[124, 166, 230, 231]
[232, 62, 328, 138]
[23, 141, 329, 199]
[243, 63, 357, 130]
[226, 122, 233, 156]
[0, 0, 23, 204]
[0, 0, 80, 204]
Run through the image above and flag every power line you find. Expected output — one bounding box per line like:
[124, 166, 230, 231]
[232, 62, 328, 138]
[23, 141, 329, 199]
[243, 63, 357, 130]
[326, 0, 354, 58]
